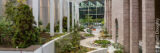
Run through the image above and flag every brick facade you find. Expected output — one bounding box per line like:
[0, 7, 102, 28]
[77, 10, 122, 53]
[130, 0, 139, 53]
[105, 0, 156, 53]
[142, 0, 155, 53]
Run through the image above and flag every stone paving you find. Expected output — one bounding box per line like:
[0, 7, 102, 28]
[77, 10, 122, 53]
[80, 28, 102, 49]
[80, 28, 108, 53]
[80, 28, 116, 53]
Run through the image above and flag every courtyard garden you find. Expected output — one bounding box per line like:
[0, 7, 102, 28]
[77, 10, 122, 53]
[55, 27, 95, 53]
[0, 0, 125, 53]
[0, 0, 70, 48]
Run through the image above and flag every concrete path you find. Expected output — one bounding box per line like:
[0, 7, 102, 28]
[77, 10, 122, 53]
[80, 28, 108, 53]
[80, 28, 103, 49]
[80, 27, 117, 53]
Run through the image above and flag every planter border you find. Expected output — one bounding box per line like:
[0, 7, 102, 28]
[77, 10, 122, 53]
[0, 33, 70, 53]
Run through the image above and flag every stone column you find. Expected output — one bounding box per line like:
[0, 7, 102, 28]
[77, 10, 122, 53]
[72, 2, 75, 31]
[50, 0, 55, 36]
[75, 4, 77, 24]
[107, 0, 110, 33]
[108, 0, 110, 34]
[77, 4, 80, 26]
[75, 3, 79, 25]
[59, 0, 63, 33]
[32, 0, 39, 27]
[40, 0, 49, 27]
[106, 0, 114, 40]
[109, 0, 112, 34]
[106, 0, 109, 32]
[104, 0, 107, 29]
[130, 0, 139, 53]
[67, 0, 70, 32]
[108, 0, 112, 34]
[142, 0, 155, 53]
[123, 0, 130, 53]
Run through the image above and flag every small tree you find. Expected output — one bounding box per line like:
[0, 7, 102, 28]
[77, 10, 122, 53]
[12, 2, 40, 48]
[63, 16, 68, 32]
[0, 17, 13, 45]
[83, 15, 93, 26]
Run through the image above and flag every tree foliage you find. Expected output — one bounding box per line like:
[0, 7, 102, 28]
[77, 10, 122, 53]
[63, 16, 68, 32]
[4, 0, 40, 48]
[5, 0, 17, 20]
[0, 17, 13, 45]
[11, 3, 40, 48]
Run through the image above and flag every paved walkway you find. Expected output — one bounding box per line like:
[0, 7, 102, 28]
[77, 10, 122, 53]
[80, 28, 116, 53]
[80, 28, 108, 53]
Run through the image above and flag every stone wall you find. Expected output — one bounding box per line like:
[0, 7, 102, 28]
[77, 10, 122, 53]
[105, 0, 156, 53]
[111, 0, 124, 45]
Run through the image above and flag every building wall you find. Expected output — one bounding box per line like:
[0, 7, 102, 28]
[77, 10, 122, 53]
[122, 0, 130, 53]
[106, 0, 156, 53]
[111, 0, 124, 44]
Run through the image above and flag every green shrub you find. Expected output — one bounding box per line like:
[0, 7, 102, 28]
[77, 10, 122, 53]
[104, 30, 108, 34]
[113, 43, 123, 49]
[11, 3, 40, 48]
[71, 32, 81, 48]
[101, 20, 104, 25]
[5, 0, 17, 20]
[112, 43, 124, 53]
[100, 30, 112, 39]
[94, 40, 111, 44]
[78, 25, 85, 31]
[55, 35, 73, 53]
[87, 29, 92, 34]
[55, 24, 94, 53]
[38, 21, 43, 32]
[55, 31, 82, 53]
[54, 23, 59, 32]
[94, 40, 111, 48]
[114, 49, 123, 53]
[70, 14, 72, 31]
[0, 17, 13, 45]
[38, 21, 43, 26]
[55, 38, 72, 53]
[44, 23, 50, 32]
[63, 16, 67, 32]
[50, 33, 65, 40]
[84, 33, 94, 37]
[54, 16, 67, 32]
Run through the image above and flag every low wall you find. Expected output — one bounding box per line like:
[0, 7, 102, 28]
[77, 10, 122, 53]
[0, 33, 70, 53]
[87, 48, 108, 53]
